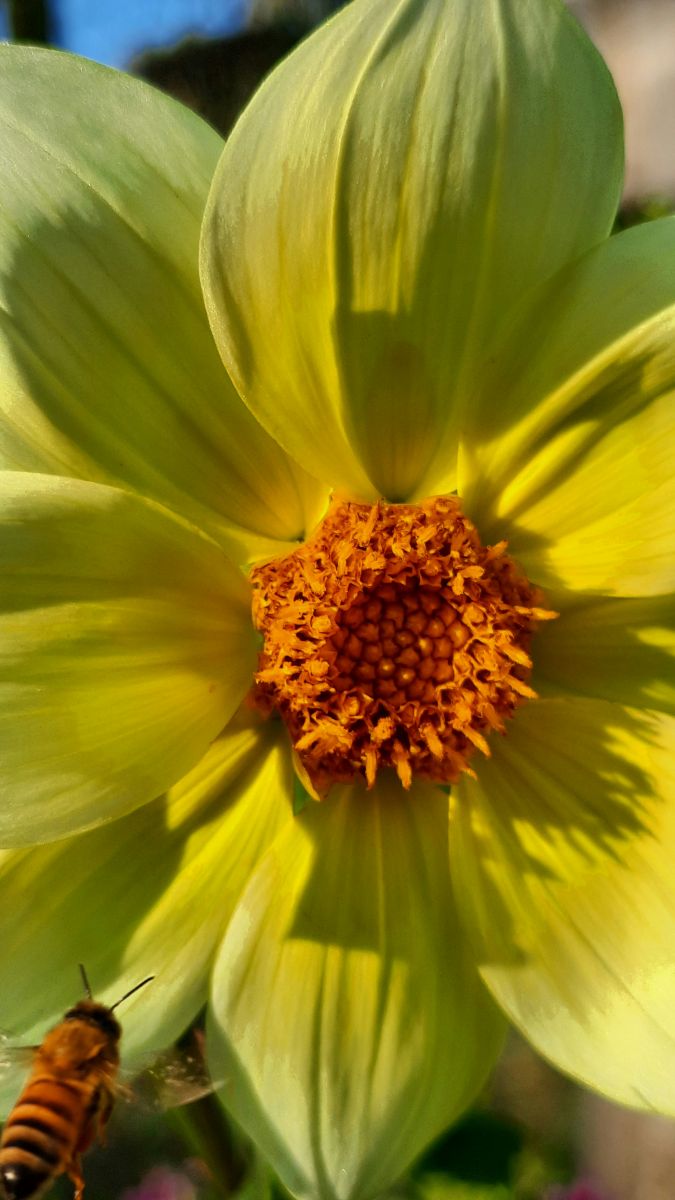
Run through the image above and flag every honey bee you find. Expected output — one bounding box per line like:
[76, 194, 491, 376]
[0, 966, 154, 1200]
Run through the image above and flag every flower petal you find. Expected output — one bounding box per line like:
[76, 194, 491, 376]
[461, 219, 675, 596]
[202, 0, 622, 502]
[533, 593, 675, 714]
[209, 777, 505, 1200]
[0, 712, 293, 1113]
[0, 472, 256, 845]
[451, 698, 675, 1114]
[0, 45, 321, 549]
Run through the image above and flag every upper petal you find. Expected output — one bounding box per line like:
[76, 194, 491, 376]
[0, 472, 256, 845]
[199, 0, 619, 501]
[451, 698, 675, 1114]
[201, 0, 622, 503]
[461, 218, 675, 597]
[209, 777, 505, 1200]
[0, 46, 322, 551]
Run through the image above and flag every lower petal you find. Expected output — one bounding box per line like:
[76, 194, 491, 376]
[0, 712, 293, 1113]
[451, 698, 675, 1113]
[209, 777, 505, 1200]
[0, 473, 256, 845]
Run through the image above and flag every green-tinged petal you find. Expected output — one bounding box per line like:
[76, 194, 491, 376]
[209, 777, 505, 1200]
[0, 472, 256, 845]
[202, 0, 622, 502]
[533, 593, 675, 713]
[451, 698, 675, 1114]
[0, 46, 323, 551]
[461, 219, 675, 596]
[0, 712, 293, 1113]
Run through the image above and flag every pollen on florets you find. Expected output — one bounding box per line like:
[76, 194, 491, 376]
[250, 496, 556, 795]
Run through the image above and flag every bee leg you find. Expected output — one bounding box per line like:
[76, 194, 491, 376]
[67, 1155, 86, 1200]
[96, 1087, 115, 1147]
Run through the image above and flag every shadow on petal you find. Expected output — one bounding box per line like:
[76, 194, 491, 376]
[452, 700, 667, 980]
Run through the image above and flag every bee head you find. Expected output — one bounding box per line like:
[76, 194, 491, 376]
[63, 1000, 122, 1042]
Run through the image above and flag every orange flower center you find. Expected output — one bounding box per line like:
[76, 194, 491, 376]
[250, 496, 556, 795]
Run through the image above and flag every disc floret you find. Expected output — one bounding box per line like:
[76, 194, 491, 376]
[251, 497, 555, 794]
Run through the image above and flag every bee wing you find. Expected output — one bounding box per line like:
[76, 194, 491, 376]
[122, 1032, 222, 1111]
[0, 1036, 36, 1080]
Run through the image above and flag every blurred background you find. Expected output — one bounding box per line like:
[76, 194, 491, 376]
[2, 0, 675, 206]
[0, 1, 673, 1199]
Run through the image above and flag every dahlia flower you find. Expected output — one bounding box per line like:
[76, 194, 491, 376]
[0, 2, 673, 1199]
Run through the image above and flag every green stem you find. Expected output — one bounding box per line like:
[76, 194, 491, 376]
[167, 1093, 251, 1199]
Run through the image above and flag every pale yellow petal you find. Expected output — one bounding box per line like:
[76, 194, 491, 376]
[461, 219, 675, 596]
[451, 698, 675, 1114]
[0, 713, 293, 1113]
[0, 45, 320, 550]
[209, 777, 505, 1200]
[202, 0, 622, 502]
[0, 472, 256, 844]
[533, 593, 675, 714]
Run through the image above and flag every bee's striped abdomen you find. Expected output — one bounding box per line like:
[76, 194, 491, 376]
[0, 1076, 84, 1200]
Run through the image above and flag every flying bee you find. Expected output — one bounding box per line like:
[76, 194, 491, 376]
[0, 965, 154, 1200]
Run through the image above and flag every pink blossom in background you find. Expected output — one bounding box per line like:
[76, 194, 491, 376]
[547, 1181, 613, 1200]
[120, 1165, 198, 1200]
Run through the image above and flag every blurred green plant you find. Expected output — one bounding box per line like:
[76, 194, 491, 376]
[6, 0, 50, 41]
[418, 1178, 512, 1200]
[614, 196, 675, 231]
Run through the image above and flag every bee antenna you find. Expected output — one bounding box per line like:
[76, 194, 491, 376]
[79, 963, 93, 1000]
[110, 975, 155, 1012]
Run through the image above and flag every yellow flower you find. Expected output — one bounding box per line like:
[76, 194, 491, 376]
[0, 1, 673, 1198]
